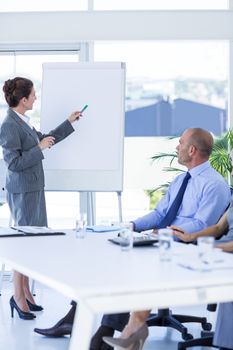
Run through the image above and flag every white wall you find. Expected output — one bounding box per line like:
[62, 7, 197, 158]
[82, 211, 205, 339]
[0, 10, 233, 46]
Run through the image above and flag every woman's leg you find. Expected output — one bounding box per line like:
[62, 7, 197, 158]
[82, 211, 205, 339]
[121, 310, 150, 338]
[103, 311, 150, 349]
[13, 271, 30, 312]
[23, 275, 36, 304]
[8, 191, 46, 310]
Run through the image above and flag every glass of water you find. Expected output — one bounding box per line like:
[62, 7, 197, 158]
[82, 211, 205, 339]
[197, 236, 214, 271]
[158, 228, 173, 261]
[75, 214, 87, 239]
[119, 222, 134, 251]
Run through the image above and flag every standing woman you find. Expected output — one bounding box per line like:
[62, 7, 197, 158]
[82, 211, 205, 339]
[0, 77, 82, 320]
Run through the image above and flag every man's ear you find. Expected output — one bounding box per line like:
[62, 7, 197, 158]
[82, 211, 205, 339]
[189, 144, 196, 155]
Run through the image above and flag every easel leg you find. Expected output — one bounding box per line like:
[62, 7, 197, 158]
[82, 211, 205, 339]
[79, 192, 96, 225]
[117, 191, 123, 222]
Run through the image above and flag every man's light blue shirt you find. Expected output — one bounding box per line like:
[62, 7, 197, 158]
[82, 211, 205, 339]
[133, 161, 231, 233]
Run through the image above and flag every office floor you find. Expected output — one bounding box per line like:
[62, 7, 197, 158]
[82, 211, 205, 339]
[0, 274, 217, 350]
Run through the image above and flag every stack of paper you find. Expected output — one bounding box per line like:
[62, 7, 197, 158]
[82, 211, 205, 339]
[176, 254, 233, 271]
[13, 226, 61, 234]
[86, 225, 121, 233]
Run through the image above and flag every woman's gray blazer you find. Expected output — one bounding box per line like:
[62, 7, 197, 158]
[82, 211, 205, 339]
[0, 108, 74, 193]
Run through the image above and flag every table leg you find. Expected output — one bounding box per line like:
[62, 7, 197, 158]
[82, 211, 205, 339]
[69, 300, 95, 350]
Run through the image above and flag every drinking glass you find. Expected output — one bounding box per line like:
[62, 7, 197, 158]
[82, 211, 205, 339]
[75, 214, 87, 239]
[158, 228, 173, 261]
[119, 222, 134, 251]
[197, 236, 214, 271]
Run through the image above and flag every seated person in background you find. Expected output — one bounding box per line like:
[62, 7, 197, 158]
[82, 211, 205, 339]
[213, 300, 233, 350]
[34, 128, 231, 350]
[103, 237, 233, 350]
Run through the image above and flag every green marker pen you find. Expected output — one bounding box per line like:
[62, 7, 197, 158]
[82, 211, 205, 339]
[81, 104, 88, 113]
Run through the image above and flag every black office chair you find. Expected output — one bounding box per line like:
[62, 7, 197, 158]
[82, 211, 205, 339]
[178, 331, 215, 350]
[177, 304, 217, 348]
[146, 306, 212, 341]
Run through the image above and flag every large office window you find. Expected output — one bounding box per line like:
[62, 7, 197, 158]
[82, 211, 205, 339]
[95, 41, 227, 108]
[0, 56, 15, 124]
[95, 41, 228, 191]
[0, 52, 79, 127]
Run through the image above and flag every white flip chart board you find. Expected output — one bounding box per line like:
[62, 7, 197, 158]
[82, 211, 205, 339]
[40, 62, 125, 191]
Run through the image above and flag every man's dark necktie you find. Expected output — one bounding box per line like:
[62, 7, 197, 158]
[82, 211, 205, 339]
[158, 172, 191, 229]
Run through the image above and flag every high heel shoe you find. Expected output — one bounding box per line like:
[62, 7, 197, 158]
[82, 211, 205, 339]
[26, 299, 43, 311]
[9, 296, 36, 320]
[103, 324, 148, 350]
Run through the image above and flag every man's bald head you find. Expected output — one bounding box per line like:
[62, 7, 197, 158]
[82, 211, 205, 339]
[177, 128, 213, 169]
[186, 128, 213, 158]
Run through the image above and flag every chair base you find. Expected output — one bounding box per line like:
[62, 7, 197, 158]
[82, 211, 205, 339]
[177, 331, 216, 350]
[146, 308, 212, 341]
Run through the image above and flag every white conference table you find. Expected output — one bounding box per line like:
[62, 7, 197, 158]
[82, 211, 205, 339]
[0, 229, 233, 350]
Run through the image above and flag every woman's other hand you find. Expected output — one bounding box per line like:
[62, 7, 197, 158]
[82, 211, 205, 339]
[38, 136, 55, 150]
[169, 225, 195, 242]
